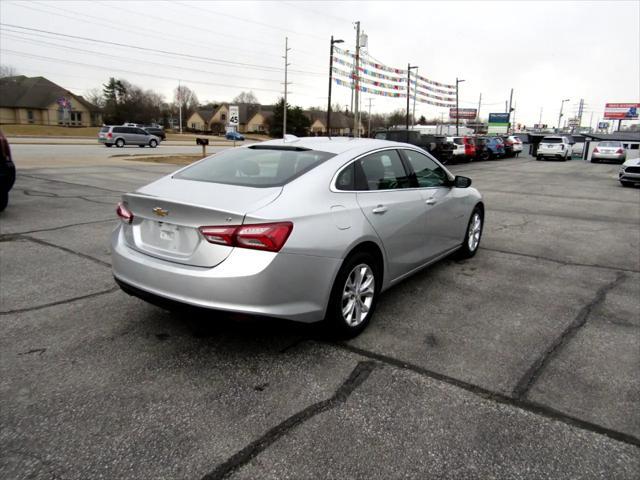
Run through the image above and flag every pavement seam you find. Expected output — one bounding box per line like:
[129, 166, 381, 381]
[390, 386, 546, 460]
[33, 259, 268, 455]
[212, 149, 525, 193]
[479, 188, 636, 205]
[512, 272, 627, 399]
[330, 341, 640, 448]
[0, 286, 120, 316]
[489, 207, 640, 226]
[0, 218, 115, 237]
[481, 247, 639, 273]
[6, 235, 112, 268]
[200, 361, 377, 480]
[18, 173, 125, 194]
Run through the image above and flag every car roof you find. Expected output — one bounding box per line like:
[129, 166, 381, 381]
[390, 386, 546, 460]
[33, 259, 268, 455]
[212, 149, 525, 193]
[255, 137, 415, 156]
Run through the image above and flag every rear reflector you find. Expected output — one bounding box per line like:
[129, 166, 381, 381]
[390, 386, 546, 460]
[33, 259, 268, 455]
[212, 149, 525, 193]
[116, 202, 134, 224]
[616, 148, 624, 154]
[199, 222, 293, 252]
[593, 147, 599, 153]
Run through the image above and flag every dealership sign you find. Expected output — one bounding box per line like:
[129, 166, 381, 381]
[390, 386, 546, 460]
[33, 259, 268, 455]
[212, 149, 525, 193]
[488, 112, 510, 134]
[604, 103, 639, 119]
[449, 108, 477, 119]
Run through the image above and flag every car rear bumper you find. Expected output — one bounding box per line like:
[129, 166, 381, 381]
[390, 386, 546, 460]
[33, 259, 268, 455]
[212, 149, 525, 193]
[111, 226, 341, 323]
[593, 153, 625, 161]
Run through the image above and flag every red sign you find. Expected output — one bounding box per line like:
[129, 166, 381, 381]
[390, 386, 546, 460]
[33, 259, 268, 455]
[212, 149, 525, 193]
[604, 103, 639, 119]
[449, 108, 477, 119]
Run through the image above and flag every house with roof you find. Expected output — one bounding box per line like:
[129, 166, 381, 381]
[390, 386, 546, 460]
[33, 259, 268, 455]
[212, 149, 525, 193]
[186, 103, 273, 134]
[306, 110, 364, 136]
[0, 76, 102, 126]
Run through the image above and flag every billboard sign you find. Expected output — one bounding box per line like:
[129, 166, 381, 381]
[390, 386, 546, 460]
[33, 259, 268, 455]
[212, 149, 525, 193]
[603, 103, 639, 119]
[449, 108, 477, 119]
[488, 112, 510, 134]
[228, 105, 239, 126]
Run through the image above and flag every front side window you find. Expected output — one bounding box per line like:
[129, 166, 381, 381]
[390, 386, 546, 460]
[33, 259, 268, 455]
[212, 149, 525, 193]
[174, 147, 335, 188]
[358, 150, 410, 191]
[401, 150, 449, 188]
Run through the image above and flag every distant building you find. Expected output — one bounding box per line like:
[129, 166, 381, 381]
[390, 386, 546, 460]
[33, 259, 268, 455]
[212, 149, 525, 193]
[306, 110, 364, 136]
[185, 104, 274, 134]
[0, 75, 102, 126]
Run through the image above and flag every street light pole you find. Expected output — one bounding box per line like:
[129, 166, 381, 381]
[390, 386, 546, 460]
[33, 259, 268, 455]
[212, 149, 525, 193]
[406, 64, 418, 139]
[353, 21, 361, 137]
[455, 77, 465, 136]
[283, 37, 291, 138]
[558, 98, 569, 132]
[327, 36, 343, 137]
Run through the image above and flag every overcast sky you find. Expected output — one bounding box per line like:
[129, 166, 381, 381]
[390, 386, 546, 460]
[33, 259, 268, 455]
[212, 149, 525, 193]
[1, 0, 638, 127]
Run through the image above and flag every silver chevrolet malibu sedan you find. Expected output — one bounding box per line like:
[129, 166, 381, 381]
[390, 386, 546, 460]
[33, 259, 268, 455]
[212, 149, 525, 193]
[112, 137, 484, 337]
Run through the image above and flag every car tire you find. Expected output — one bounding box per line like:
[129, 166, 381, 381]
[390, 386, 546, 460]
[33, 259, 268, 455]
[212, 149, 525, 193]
[138, 145, 145, 148]
[455, 206, 483, 260]
[591, 157, 598, 163]
[0, 190, 8, 212]
[115, 139, 125, 148]
[536, 155, 541, 160]
[620, 181, 634, 188]
[149, 139, 158, 148]
[105, 144, 112, 148]
[325, 251, 380, 338]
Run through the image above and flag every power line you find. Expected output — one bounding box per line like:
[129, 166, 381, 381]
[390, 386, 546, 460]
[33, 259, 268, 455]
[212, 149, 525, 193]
[0, 48, 323, 98]
[0, 23, 325, 76]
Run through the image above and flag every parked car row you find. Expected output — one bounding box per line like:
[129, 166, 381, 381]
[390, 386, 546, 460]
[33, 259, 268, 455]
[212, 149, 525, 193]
[373, 129, 523, 164]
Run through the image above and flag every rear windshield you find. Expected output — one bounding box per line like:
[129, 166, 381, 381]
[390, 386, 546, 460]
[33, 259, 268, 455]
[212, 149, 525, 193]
[173, 147, 335, 188]
[542, 137, 562, 143]
[452, 138, 464, 145]
[598, 141, 622, 147]
[374, 132, 387, 140]
[100, 126, 109, 133]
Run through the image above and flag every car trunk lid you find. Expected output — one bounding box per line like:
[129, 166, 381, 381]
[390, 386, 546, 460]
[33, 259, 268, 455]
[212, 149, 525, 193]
[121, 177, 283, 267]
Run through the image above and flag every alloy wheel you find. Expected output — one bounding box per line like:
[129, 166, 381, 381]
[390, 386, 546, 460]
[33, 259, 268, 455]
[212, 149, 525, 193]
[468, 213, 482, 252]
[341, 264, 375, 327]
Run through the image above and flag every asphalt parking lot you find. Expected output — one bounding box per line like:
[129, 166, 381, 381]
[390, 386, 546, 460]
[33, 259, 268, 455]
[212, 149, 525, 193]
[1, 151, 639, 479]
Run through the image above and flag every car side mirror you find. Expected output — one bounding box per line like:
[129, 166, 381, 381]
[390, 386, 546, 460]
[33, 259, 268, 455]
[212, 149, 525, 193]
[453, 175, 472, 188]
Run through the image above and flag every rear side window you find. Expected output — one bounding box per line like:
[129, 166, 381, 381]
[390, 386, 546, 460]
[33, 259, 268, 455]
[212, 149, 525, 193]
[357, 150, 410, 190]
[174, 147, 335, 188]
[542, 137, 562, 143]
[100, 126, 109, 133]
[453, 138, 464, 145]
[401, 149, 449, 188]
[112, 127, 124, 133]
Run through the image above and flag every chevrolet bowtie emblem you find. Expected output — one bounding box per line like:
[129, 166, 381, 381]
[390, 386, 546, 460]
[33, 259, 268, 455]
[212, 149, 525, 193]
[152, 207, 169, 217]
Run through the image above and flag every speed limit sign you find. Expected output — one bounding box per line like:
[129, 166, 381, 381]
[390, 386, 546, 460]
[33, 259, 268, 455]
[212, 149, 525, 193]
[229, 105, 239, 126]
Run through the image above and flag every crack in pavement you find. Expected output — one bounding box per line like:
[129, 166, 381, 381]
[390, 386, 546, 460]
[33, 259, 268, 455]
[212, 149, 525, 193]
[200, 361, 377, 480]
[480, 188, 635, 205]
[22, 189, 117, 206]
[490, 207, 640, 226]
[0, 218, 116, 237]
[512, 272, 627, 400]
[2, 235, 111, 268]
[0, 286, 120, 316]
[481, 247, 640, 274]
[329, 342, 640, 448]
[18, 173, 125, 194]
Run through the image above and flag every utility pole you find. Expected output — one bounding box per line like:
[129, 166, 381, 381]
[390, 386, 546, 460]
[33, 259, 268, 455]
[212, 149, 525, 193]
[455, 77, 465, 136]
[538, 107, 543, 126]
[589, 111, 594, 132]
[558, 98, 569, 132]
[512, 102, 516, 132]
[283, 37, 290, 138]
[178, 79, 182, 134]
[353, 21, 361, 137]
[367, 97, 373, 137]
[406, 64, 418, 139]
[477, 92, 482, 122]
[507, 88, 513, 133]
[327, 36, 344, 137]
[412, 67, 418, 127]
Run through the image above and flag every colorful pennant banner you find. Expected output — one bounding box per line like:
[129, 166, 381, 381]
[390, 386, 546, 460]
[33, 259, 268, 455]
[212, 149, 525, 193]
[333, 78, 455, 107]
[333, 67, 405, 90]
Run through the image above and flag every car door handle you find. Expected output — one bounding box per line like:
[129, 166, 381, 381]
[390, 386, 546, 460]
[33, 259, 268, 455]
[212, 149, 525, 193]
[425, 198, 437, 205]
[372, 205, 387, 214]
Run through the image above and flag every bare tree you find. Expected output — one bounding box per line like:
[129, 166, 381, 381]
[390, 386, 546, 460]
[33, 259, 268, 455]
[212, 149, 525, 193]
[0, 65, 18, 78]
[233, 91, 259, 104]
[85, 87, 104, 108]
[173, 85, 199, 118]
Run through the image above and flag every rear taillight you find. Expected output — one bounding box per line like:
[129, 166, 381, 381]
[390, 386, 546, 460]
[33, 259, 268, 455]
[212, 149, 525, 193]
[593, 147, 599, 153]
[116, 202, 134, 224]
[616, 148, 624, 154]
[199, 222, 293, 252]
[107, 132, 113, 139]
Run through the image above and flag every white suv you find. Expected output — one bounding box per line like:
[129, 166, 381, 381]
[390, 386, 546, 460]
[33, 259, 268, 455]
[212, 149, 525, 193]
[536, 136, 572, 161]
